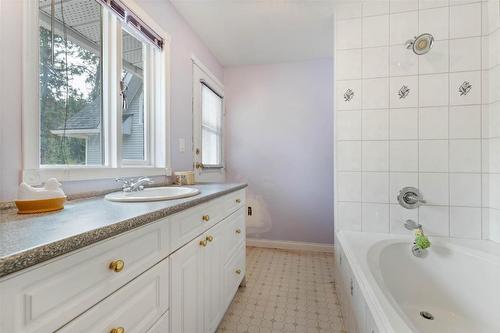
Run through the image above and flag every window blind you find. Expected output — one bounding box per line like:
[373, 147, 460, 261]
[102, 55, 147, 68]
[96, 0, 164, 49]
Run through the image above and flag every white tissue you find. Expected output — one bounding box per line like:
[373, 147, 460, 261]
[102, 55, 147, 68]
[17, 178, 66, 200]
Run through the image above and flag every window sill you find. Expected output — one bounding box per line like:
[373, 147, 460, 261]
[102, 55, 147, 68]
[23, 166, 172, 185]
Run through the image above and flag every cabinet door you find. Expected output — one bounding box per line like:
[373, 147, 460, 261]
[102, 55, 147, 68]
[222, 243, 246, 312]
[170, 235, 205, 333]
[203, 222, 225, 333]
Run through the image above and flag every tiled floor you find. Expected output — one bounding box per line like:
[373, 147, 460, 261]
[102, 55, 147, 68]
[217, 247, 346, 333]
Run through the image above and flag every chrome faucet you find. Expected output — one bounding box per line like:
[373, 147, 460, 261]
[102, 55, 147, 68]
[115, 177, 154, 192]
[404, 219, 422, 231]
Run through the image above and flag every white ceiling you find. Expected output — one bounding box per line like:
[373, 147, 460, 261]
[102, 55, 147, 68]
[170, 0, 335, 67]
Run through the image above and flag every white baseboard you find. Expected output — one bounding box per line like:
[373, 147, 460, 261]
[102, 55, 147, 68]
[246, 238, 334, 253]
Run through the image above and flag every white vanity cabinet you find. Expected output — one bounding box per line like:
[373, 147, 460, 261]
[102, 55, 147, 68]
[0, 188, 246, 333]
[170, 208, 246, 333]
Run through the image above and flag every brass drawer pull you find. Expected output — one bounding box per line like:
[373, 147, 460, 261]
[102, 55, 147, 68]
[202, 215, 210, 222]
[199, 239, 208, 247]
[236, 199, 241, 204]
[206, 235, 214, 242]
[235, 229, 241, 234]
[110, 327, 125, 333]
[235, 269, 241, 275]
[109, 259, 125, 272]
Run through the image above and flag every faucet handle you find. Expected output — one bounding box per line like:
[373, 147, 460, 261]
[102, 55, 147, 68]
[115, 177, 129, 184]
[398, 187, 426, 209]
[115, 177, 133, 191]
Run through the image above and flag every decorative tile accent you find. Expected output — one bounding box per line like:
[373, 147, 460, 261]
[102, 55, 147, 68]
[398, 85, 410, 99]
[217, 247, 346, 333]
[344, 89, 355, 102]
[459, 81, 472, 96]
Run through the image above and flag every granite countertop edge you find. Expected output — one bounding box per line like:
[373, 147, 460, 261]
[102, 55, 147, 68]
[0, 183, 247, 279]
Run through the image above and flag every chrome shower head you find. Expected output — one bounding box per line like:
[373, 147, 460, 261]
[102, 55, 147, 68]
[405, 33, 434, 55]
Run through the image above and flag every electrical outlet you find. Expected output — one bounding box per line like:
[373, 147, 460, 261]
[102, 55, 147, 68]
[247, 206, 252, 216]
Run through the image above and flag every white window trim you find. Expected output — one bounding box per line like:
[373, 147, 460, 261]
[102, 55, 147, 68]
[22, 0, 171, 185]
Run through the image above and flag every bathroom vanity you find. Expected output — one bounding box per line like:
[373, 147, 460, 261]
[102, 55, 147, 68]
[0, 183, 247, 333]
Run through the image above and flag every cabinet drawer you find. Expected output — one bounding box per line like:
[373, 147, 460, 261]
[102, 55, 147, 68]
[59, 259, 169, 333]
[222, 243, 245, 310]
[147, 311, 169, 333]
[0, 220, 170, 333]
[169, 201, 212, 251]
[169, 190, 246, 252]
[222, 189, 246, 216]
[221, 208, 246, 263]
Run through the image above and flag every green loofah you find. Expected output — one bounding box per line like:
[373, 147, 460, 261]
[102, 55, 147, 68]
[415, 234, 431, 249]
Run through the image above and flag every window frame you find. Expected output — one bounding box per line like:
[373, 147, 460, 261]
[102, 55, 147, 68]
[22, 0, 171, 185]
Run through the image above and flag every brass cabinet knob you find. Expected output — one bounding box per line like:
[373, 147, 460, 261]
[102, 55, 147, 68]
[206, 235, 214, 242]
[235, 269, 241, 275]
[110, 327, 125, 333]
[202, 215, 210, 222]
[236, 199, 241, 204]
[195, 162, 204, 169]
[109, 259, 125, 272]
[199, 239, 208, 247]
[235, 229, 241, 234]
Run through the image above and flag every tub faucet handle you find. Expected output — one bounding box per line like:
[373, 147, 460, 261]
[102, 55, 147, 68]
[398, 187, 426, 209]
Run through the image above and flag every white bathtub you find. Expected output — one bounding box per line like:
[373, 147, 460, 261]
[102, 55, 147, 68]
[335, 231, 500, 333]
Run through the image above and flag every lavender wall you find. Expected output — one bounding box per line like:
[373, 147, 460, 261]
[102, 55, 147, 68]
[0, 0, 223, 201]
[135, 0, 223, 170]
[224, 59, 334, 244]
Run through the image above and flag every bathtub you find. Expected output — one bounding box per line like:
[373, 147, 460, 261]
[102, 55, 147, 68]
[335, 231, 500, 333]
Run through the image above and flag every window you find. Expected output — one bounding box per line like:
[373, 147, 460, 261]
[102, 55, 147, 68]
[121, 28, 146, 162]
[192, 60, 224, 182]
[201, 83, 223, 167]
[24, 0, 171, 183]
[39, 0, 104, 166]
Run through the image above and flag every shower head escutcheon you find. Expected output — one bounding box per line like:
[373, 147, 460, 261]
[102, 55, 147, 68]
[405, 33, 434, 55]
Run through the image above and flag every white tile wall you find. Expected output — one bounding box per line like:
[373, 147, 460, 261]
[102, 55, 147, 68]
[419, 7, 449, 40]
[389, 108, 419, 139]
[363, 47, 389, 78]
[363, 141, 389, 171]
[335, 0, 498, 241]
[449, 3, 482, 38]
[363, 110, 389, 139]
[363, 15, 389, 47]
[419, 106, 449, 138]
[419, 40, 449, 74]
[449, 105, 481, 139]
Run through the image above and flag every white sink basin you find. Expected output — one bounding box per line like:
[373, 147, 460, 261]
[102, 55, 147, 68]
[105, 187, 200, 202]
